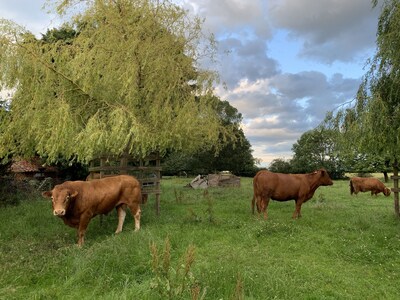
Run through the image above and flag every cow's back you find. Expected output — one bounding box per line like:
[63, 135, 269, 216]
[351, 177, 373, 191]
[66, 175, 141, 215]
[254, 171, 304, 201]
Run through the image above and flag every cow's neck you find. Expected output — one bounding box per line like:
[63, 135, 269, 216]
[306, 173, 322, 194]
[65, 199, 77, 217]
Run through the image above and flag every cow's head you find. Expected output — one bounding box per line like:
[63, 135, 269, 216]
[316, 169, 333, 186]
[384, 187, 391, 197]
[42, 186, 79, 217]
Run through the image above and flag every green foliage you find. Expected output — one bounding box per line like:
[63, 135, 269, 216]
[268, 158, 292, 173]
[185, 128, 256, 176]
[327, 1, 400, 167]
[41, 25, 77, 44]
[0, 0, 231, 163]
[1, 178, 400, 299]
[323, 110, 391, 175]
[162, 99, 257, 176]
[162, 152, 195, 175]
[290, 127, 345, 178]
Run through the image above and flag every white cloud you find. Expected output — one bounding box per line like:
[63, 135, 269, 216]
[180, 0, 271, 39]
[0, 0, 61, 37]
[267, 0, 379, 63]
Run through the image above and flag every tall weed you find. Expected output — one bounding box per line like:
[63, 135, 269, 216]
[150, 237, 206, 300]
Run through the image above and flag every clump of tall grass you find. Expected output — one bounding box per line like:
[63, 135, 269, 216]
[231, 273, 244, 300]
[203, 189, 216, 224]
[149, 237, 206, 300]
[310, 193, 327, 210]
[174, 188, 184, 204]
[184, 188, 217, 224]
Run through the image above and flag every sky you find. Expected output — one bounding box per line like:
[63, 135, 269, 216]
[0, 0, 381, 166]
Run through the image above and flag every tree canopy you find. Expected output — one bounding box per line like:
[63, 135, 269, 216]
[291, 127, 345, 179]
[268, 158, 291, 174]
[328, 0, 400, 165]
[0, 0, 234, 163]
[162, 98, 258, 176]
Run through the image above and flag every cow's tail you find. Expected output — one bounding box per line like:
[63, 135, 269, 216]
[252, 176, 258, 214]
[252, 178, 261, 214]
[349, 180, 355, 195]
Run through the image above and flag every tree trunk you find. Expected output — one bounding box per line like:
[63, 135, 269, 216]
[383, 171, 389, 182]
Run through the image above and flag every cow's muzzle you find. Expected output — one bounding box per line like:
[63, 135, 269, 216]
[53, 209, 66, 216]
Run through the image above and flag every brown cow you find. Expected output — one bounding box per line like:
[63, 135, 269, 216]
[42, 175, 142, 246]
[252, 169, 333, 219]
[86, 173, 148, 204]
[350, 177, 391, 197]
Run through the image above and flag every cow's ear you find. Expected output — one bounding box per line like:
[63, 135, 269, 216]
[42, 191, 52, 198]
[71, 190, 79, 198]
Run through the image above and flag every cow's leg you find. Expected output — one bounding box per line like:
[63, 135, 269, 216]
[115, 204, 127, 234]
[260, 197, 270, 220]
[77, 213, 92, 246]
[254, 196, 262, 218]
[292, 200, 303, 219]
[253, 194, 262, 215]
[128, 203, 141, 231]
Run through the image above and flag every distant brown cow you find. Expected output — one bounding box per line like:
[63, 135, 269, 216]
[350, 177, 391, 197]
[42, 175, 142, 246]
[252, 169, 333, 219]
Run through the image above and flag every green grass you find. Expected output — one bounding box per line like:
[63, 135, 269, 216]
[1, 177, 399, 299]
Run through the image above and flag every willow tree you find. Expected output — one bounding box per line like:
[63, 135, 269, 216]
[327, 0, 400, 215]
[332, 2, 400, 154]
[0, 0, 231, 163]
[353, 0, 400, 161]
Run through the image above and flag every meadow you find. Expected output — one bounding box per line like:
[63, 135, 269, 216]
[1, 176, 399, 299]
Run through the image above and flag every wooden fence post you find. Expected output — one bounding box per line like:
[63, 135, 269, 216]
[391, 159, 400, 217]
[155, 152, 161, 215]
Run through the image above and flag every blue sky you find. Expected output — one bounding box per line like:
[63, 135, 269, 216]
[0, 0, 381, 166]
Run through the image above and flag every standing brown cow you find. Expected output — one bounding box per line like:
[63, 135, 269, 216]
[252, 169, 333, 219]
[42, 175, 142, 246]
[86, 173, 148, 204]
[350, 177, 391, 197]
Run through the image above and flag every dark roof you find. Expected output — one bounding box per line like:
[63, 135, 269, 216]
[11, 158, 58, 173]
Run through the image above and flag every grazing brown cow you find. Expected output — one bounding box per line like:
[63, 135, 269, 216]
[350, 177, 391, 197]
[42, 175, 142, 246]
[252, 169, 333, 219]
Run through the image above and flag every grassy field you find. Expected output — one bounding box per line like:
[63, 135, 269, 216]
[1, 177, 400, 299]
